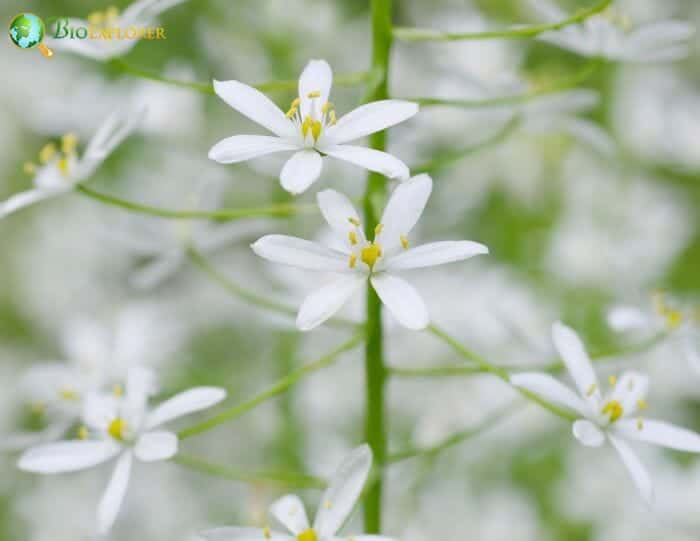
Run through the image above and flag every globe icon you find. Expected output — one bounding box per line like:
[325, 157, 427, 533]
[9, 13, 45, 50]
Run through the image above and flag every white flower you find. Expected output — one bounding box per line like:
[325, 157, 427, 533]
[200, 445, 392, 541]
[44, 0, 188, 61]
[530, 0, 695, 62]
[1, 107, 142, 219]
[512, 322, 700, 503]
[608, 291, 700, 373]
[17, 366, 226, 534]
[209, 59, 418, 194]
[251, 174, 488, 331]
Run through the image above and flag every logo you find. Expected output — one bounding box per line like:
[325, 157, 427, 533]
[8, 12, 54, 57]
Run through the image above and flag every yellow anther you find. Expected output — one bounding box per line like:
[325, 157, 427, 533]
[263, 527, 272, 540]
[348, 230, 358, 245]
[602, 400, 624, 423]
[39, 143, 57, 164]
[105, 6, 120, 21]
[59, 389, 79, 402]
[329, 110, 337, 126]
[348, 217, 361, 227]
[290, 98, 301, 108]
[301, 116, 312, 138]
[297, 529, 317, 541]
[77, 426, 89, 440]
[608, 375, 617, 387]
[57, 157, 69, 177]
[87, 11, 105, 25]
[637, 418, 645, 430]
[374, 223, 384, 236]
[636, 399, 648, 411]
[400, 234, 409, 249]
[361, 243, 382, 269]
[113, 384, 124, 398]
[664, 309, 683, 329]
[324, 500, 332, 509]
[349, 254, 357, 268]
[586, 383, 597, 397]
[307, 90, 321, 98]
[108, 418, 128, 441]
[23, 162, 36, 175]
[61, 133, 78, 154]
[322, 102, 334, 114]
[311, 120, 322, 141]
[286, 107, 298, 119]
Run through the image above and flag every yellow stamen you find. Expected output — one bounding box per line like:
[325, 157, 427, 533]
[59, 389, 79, 401]
[637, 418, 645, 431]
[77, 426, 89, 440]
[608, 375, 617, 387]
[301, 116, 312, 138]
[361, 243, 382, 269]
[329, 110, 337, 126]
[297, 529, 317, 541]
[374, 223, 384, 236]
[113, 384, 124, 398]
[87, 11, 105, 25]
[664, 309, 683, 329]
[23, 162, 36, 175]
[263, 527, 272, 540]
[322, 102, 334, 114]
[323, 500, 332, 509]
[290, 98, 301, 108]
[307, 90, 321, 98]
[57, 157, 69, 177]
[586, 383, 597, 397]
[311, 120, 322, 141]
[400, 234, 409, 249]
[39, 143, 57, 164]
[286, 107, 298, 119]
[602, 400, 624, 423]
[108, 418, 128, 441]
[348, 230, 358, 245]
[349, 254, 357, 268]
[61, 133, 78, 154]
[348, 217, 361, 227]
[636, 399, 648, 411]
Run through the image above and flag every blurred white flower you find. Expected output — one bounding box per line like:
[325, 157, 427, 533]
[512, 322, 700, 503]
[530, 0, 695, 62]
[209, 59, 418, 194]
[1, 107, 142, 219]
[18, 366, 226, 534]
[200, 445, 389, 541]
[44, 0, 189, 61]
[252, 174, 488, 330]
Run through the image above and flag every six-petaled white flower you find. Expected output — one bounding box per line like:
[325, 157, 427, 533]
[44, 0, 188, 61]
[251, 174, 488, 330]
[1, 106, 142, 219]
[511, 322, 700, 503]
[200, 445, 393, 541]
[209, 59, 419, 194]
[18, 366, 226, 534]
[530, 0, 695, 62]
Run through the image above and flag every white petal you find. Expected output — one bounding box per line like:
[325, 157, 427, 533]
[125, 366, 157, 428]
[269, 494, 310, 535]
[510, 373, 588, 416]
[97, 451, 133, 535]
[684, 334, 700, 375]
[313, 445, 372, 538]
[252, 235, 350, 271]
[146, 387, 226, 429]
[573, 419, 605, 447]
[608, 434, 654, 504]
[280, 151, 323, 194]
[297, 275, 366, 331]
[528, 0, 567, 22]
[208, 135, 298, 164]
[18, 440, 119, 474]
[384, 241, 488, 271]
[316, 189, 362, 237]
[607, 306, 652, 332]
[133, 431, 178, 462]
[130, 255, 183, 290]
[370, 274, 429, 330]
[347, 537, 397, 541]
[615, 420, 700, 452]
[298, 60, 333, 118]
[326, 100, 419, 144]
[609, 371, 649, 415]
[199, 527, 289, 541]
[83, 393, 120, 431]
[120, 0, 187, 24]
[561, 118, 615, 156]
[375, 174, 432, 254]
[551, 322, 599, 401]
[627, 21, 695, 51]
[319, 144, 409, 181]
[0, 189, 61, 219]
[213, 80, 296, 137]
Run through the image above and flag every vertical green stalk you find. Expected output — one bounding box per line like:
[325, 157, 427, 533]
[363, 0, 393, 533]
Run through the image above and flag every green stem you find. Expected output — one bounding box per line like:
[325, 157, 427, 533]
[393, 0, 612, 41]
[172, 453, 326, 489]
[110, 58, 369, 95]
[363, 0, 393, 533]
[428, 325, 578, 421]
[76, 184, 316, 221]
[404, 58, 602, 109]
[178, 333, 364, 440]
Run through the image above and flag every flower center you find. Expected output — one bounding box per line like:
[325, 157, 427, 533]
[23, 133, 78, 180]
[297, 529, 317, 541]
[108, 417, 128, 441]
[361, 243, 382, 269]
[286, 91, 336, 146]
[652, 290, 685, 329]
[601, 400, 624, 423]
[345, 218, 409, 271]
